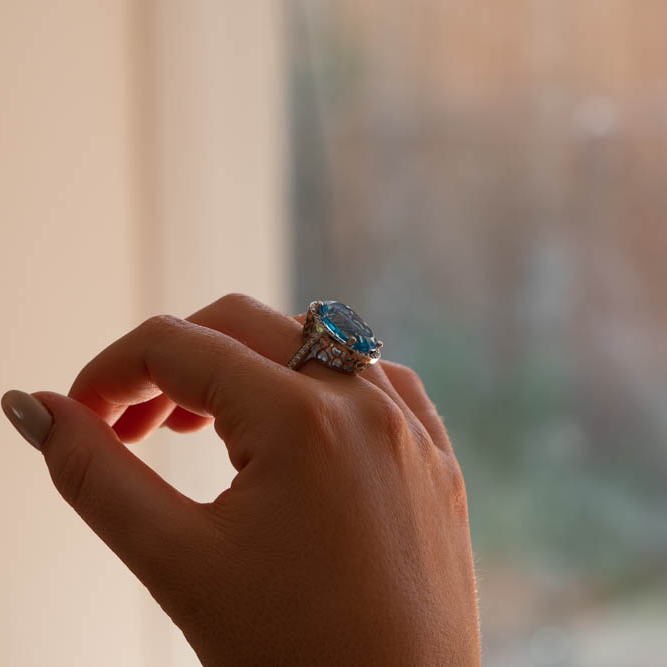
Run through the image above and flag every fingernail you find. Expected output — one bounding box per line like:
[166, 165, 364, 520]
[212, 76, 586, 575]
[1, 390, 53, 451]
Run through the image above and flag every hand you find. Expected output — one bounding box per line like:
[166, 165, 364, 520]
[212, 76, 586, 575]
[2, 294, 480, 666]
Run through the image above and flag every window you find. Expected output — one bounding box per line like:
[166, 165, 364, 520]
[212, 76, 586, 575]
[288, 3, 667, 664]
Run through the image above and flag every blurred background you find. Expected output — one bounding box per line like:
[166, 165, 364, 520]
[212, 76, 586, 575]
[1, 1, 666, 665]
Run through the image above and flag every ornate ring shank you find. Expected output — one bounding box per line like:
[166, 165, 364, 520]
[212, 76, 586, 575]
[287, 301, 381, 375]
[286, 330, 321, 370]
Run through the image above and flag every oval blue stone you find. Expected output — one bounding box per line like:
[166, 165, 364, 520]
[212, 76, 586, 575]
[319, 301, 379, 353]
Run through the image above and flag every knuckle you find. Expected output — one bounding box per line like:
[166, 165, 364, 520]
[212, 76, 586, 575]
[443, 456, 468, 516]
[369, 392, 409, 440]
[215, 292, 257, 313]
[411, 419, 434, 452]
[142, 313, 181, 333]
[50, 440, 94, 509]
[394, 362, 426, 391]
[290, 388, 343, 450]
[297, 389, 337, 431]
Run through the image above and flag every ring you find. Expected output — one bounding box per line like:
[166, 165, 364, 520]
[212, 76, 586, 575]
[287, 300, 383, 375]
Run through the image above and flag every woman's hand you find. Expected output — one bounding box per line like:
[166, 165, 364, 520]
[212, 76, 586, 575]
[2, 294, 480, 666]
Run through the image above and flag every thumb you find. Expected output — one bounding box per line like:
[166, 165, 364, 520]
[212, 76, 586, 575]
[1, 389, 203, 593]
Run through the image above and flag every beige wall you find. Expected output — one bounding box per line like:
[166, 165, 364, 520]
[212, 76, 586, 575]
[0, 2, 288, 665]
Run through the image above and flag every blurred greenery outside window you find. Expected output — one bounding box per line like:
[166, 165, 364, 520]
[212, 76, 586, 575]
[286, 3, 667, 664]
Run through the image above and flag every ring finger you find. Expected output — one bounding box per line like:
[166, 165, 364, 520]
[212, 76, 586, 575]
[114, 294, 407, 441]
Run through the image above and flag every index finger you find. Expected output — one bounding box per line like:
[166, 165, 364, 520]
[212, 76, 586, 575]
[68, 314, 304, 440]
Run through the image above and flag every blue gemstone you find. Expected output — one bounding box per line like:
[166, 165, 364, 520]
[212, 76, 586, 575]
[319, 301, 379, 353]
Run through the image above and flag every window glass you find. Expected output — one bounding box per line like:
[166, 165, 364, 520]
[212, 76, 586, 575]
[288, 3, 667, 664]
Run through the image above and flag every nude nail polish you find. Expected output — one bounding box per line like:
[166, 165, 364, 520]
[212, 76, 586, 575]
[1, 390, 53, 451]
